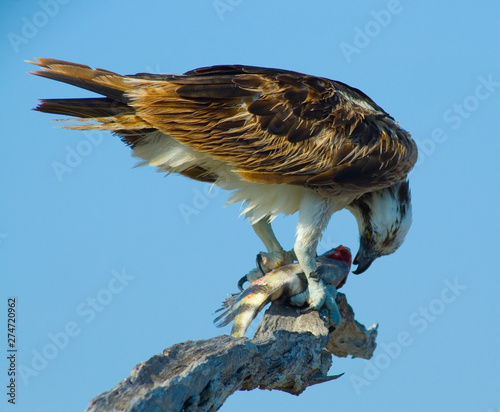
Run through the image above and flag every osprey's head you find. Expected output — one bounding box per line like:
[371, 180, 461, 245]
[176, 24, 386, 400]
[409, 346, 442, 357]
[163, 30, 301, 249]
[347, 180, 412, 274]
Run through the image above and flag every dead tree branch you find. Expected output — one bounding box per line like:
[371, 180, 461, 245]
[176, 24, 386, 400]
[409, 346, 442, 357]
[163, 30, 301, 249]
[85, 293, 377, 412]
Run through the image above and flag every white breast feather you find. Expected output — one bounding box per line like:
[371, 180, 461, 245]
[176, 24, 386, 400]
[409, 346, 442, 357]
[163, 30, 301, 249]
[132, 131, 312, 223]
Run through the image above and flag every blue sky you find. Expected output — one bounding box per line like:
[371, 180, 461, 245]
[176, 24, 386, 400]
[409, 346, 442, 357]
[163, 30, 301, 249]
[1, 1, 500, 411]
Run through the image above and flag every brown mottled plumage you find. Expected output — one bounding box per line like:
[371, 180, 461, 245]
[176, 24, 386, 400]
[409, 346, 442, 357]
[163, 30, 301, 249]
[30, 58, 416, 196]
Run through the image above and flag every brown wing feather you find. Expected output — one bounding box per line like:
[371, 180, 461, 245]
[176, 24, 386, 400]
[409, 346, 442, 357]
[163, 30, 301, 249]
[30, 59, 417, 194]
[127, 65, 417, 192]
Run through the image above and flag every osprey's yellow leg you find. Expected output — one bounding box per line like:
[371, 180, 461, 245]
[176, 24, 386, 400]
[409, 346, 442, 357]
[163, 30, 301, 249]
[238, 219, 295, 291]
[252, 218, 284, 254]
[252, 218, 296, 269]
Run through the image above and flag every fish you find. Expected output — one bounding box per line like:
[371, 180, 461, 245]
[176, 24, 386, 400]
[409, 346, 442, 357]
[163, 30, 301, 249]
[215, 246, 352, 337]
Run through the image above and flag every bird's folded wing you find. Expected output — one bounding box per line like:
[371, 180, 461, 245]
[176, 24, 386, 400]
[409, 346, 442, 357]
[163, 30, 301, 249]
[31, 59, 417, 192]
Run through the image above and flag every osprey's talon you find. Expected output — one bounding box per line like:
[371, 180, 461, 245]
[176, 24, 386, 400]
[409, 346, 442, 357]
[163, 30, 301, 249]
[300, 305, 315, 315]
[289, 271, 328, 309]
[239, 250, 295, 292]
[237, 275, 248, 292]
[297, 277, 327, 313]
[257, 250, 296, 272]
[238, 267, 264, 291]
[290, 277, 340, 326]
[256, 254, 268, 276]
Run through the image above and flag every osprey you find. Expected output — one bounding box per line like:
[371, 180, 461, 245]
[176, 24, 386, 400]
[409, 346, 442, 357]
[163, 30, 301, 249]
[30, 59, 417, 322]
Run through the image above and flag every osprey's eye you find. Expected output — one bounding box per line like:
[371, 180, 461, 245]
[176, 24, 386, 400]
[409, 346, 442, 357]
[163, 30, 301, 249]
[365, 229, 371, 239]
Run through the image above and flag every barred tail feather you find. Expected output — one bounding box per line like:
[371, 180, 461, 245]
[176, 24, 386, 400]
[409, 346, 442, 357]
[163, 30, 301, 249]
[29, 58, 155, 145]
[34, 98, 132, 118]
[28, 58, 129, 102]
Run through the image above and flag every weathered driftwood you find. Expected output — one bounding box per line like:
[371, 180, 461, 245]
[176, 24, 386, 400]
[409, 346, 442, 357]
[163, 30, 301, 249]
[85, 293, 377, 412]
[255, 293, 378, 360]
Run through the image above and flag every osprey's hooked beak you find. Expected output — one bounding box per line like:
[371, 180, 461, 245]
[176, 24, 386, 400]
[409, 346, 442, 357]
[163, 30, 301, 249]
[352, 236, 376, 274]
[352, 250, 375, 274]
